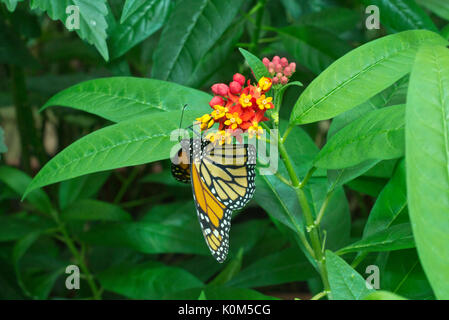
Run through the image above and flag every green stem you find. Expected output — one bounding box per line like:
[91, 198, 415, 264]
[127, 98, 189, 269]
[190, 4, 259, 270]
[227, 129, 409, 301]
[114, 167, 140, 204]
[52, 211, 101, 299]
[310, 291, 327, 300]
[278, 140, 331, 294]
[250, 0, 267, 55]
[59, 226, 101, 300]
[314, 189, 334, 226]
[11, 66, 46, 172]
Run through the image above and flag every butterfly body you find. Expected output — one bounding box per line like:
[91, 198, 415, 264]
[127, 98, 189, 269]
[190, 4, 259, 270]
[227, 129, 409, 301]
[171, 138, 256, 262]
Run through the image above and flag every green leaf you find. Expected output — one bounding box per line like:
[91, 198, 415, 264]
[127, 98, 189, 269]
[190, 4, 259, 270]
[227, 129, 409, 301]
[226, 247, 315, 288]
[379, 249, 434, 300]
[60, 199, 131, 221]
[297, 7, 359, 34]
[363, 160, 408, 237]
[328, 76, 409, 138]
[0, 126, 7, 159]
[109, 0, 172, 59]
[326, 250, 373, 300]
[327, 160, 381, 191]
[239, 48, 270, 81]
[99, 262, 203, 299]
[186, 22, 244, 87]
[337, 223, 415, 255]
[24, 111, 195, 196]
[315, 105, 405, 169]
[152, 0, 245, 84]
[1, 0, 23, 12]
[362, 0, 438, 32]
[0, 166, 54, 215]
[58, 171, 110, 210]
[363, 291, 407, 300]
[0, 214, 53, 242]
[41, 77, 211, 123]
[79, 221, 208, 255]
[416, 0, 449, 21]
[406, 45, 449, 299]
[30, 0, 110, 60]
[278, 25, 352, 74]
[290, 30, 447, 125]
[209, 247, 243, 286]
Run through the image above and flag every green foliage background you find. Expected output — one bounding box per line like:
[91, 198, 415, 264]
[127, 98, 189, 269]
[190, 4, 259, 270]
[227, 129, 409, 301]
[1, 0, 449, 300]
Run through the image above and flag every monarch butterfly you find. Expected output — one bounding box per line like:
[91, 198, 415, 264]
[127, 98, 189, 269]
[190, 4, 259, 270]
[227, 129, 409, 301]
[171, 137, 256, 263]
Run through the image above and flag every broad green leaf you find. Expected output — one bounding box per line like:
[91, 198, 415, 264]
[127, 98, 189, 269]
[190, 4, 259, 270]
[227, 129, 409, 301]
[297, 7, 359, 34]
[362, 0, 438, 33]
[186, 22, 244, 87]
[152, 0, 245, 84]
[337, 223, 414, 255]
[30, 0, 110, 60]
[0, 126, 6, 158]
[1, 0, 23, 11]
[24, 111, 195, 196]
[278, 25, 352, 74]
[379, 249, 434, 300]
[363, 160, 408, 237]
[326, 250, 373, 300]
[363, 291, 407, 300]
[314, 105, 405, 169]
[41, 77, 211, 123]
[290, 30, 447, 125]
[345, 176, 387, 197]
[109, 0, 172, 59]
[0, 166, 54, 215]
[406, 45, 449, 299]
[209, 248, 243, 286]
[226, 247, 315, 288]
[416, 0, 449, 21]
[58, 171, 110, 210]
[0, 214, 53, 242]
[328, 76, 409, 138]
[239, 48, 270, 81]
[79, 221, 208, 255]
[60, 199, 131, 221]
[99, 262, 203, 299]
[327, 160, 380, 191]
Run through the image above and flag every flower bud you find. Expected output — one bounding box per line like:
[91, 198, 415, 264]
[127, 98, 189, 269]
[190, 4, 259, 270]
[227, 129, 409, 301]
[276, 72, 283, 79]
[262, 57, 270, 66]
[268, 67, 275, 75]
[211, 83, 229, 96]
[233, 73, 245, 86]
[284, 66, 291, 77]
[229, 81, 242, 94]
[275, 63, 283, 73]
[273, 76, 279, 84]
[289, 62, 296, 72]
[280, 57, 288, 67]
[209, 96, 224, 107]
[281, 76, 288, 84]
[272, 56, 280, 64]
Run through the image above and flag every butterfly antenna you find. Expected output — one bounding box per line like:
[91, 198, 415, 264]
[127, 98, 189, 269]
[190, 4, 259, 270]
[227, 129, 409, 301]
[178, 104, 188, 142]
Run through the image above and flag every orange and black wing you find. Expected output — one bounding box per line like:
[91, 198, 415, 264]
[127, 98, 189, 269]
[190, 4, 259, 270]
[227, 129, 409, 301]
[191, 143, 256, 262]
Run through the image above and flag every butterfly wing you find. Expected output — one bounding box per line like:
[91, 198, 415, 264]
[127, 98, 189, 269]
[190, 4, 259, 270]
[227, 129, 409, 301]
[171, 147, 191, 184]
[191, 142, 256, 262]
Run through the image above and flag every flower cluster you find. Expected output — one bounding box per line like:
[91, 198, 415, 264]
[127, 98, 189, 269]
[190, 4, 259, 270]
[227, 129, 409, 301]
[196, 73, 274, 144]
[262, 56, 296, 85]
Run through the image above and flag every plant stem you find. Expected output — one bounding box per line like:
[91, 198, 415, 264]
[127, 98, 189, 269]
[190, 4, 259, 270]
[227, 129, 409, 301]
[250, 0, 267, 55]
[114, 167, 140, 204]
[314, 189, 334, 226]
[52, 211, 101, 299]
[11, 66, 47, 172]
[278, 140, 331, 294]
[310, 291, 327, 300]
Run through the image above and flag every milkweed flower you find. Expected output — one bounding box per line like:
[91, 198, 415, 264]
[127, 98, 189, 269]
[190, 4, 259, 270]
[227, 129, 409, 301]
[196, 69, 275, 144]
[262, 56, 296, 85]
